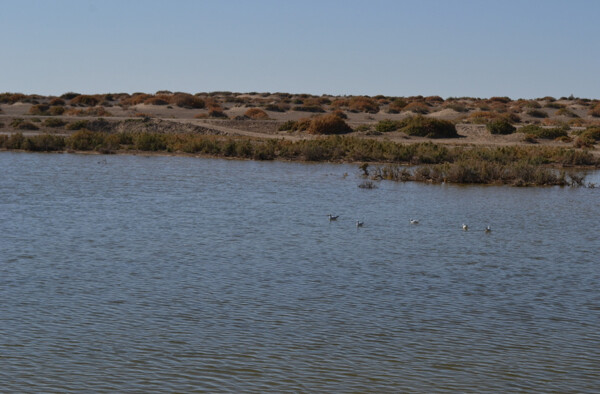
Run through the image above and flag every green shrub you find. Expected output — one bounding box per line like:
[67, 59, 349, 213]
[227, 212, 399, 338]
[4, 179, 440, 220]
[278, 120, 296, 131]
[66, 120, 89, 130]
[578, 127, 600, 141]
[134, 133, 167, 151]
[21, 134, 65, 151]
[487, 119, 516, 135]
[518, 125, 568, 139]
[375, 119, 399, 133]
[43, 118, 67, 128]
[16, 121, 39, 130]
[66, 130, 106, 150]
[388, 98, 407, 113]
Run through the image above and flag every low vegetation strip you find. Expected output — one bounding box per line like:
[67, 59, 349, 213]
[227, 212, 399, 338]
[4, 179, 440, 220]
[1, 132, 597, 185]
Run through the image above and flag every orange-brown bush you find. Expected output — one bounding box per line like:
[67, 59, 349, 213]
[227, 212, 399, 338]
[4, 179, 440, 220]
[170, 93, 206, 109]
[388, 98, 408, 113]
[0, 93, 27, 104]
[64, 107, 113, 117]
[348, 96, 379, 113]
[244, 108, 269, 119]
[70, 95, 100, 107]
[306, 114, 352, 135]
[143, 95, 171, 105]
[403, 102, 430, 114]
[49, 97, 65, 106]
[588, 103, 600, 117]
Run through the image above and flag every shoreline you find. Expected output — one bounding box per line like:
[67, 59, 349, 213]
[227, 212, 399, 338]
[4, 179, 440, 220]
[2, 132, 598, 187]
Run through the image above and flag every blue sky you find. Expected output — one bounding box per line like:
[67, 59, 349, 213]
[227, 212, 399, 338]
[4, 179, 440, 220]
[1, 0, 599, 98]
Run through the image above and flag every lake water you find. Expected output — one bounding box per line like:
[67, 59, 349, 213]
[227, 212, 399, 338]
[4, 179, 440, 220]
[1, 151, 599, 392]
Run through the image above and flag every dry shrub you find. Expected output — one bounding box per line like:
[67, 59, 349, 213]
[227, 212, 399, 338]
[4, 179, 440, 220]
[489, 96, 512, 104]
[588, 103, 600, 117]
[306, 114, 352, 135]
[244, 108, 269, 119]
[403, 102, 430, 114]
[171, 93, 206, 109]
[70, 95, 100, 106]
[348, 96, 379, 113]
[65, 107, 112, 117]
[425, 96, 444, 104]
[0, 93, 27, 104]
[263, 103, 290, 112]
[388, 98, 407, 113]
[555, 108, 579, 118]
[49, 97, 65, 106]
[330, 98, 349, 109]
[143, 95, 170, 105]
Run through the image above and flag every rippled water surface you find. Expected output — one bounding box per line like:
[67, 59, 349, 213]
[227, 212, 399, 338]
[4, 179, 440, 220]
[1, 152, 599, 392]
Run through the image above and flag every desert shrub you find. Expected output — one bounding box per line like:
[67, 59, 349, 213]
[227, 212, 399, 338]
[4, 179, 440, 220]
[519, 125, 568, 139]
[527, 109, 548, 118]
[307, 114, 352, 135]
[293, 104, 325, 112]
[278, 120, 296, 131]
[331, 110, 347, 119]
[398, 116, 458, 138]
[134, 133, 167, 151]
[208, 108, 228, 118]
[49, 97, 65, 106]
[21, 134, 65, 151]
[0, 93, 27, 104]
[523, 100, 541, 108]
[43, 118, 67, 128]
[171, 93, 205, 109]
[403, 102, 430, 114]
[388, 98, 407, 113]
[244, 108, 269, 119]
[375, 119, 400, 133]
[66, 120, 89, 130]
[16, 121, 39, 130]
[348, 96, 379, 113]
[70, 95, 100, 106]
[588, 103, 600, 117]
[489, 96, 512, 103]
[264, 103, 289, 112]
[425, 95, 444, 104]
[555, 108, 579, 118]
[49, 106, 65, 115]
[29, 104, 50, 115]
[523, 134, 538, 143]
[144, 96, 170, 105]
[577, 127, 600, 141]
[487, 119, 516, 135]
[443, 102, 468, 112]
[66, 130, 106, 150]
[2, 133, 25, 149]
[60, 92, 80, 100]
[65, 107, 112, 117]
[544, 102, 565, 109]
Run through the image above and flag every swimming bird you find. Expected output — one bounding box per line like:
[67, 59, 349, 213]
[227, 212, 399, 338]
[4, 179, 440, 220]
[410, 219, 419, 224]
[328, 214, 339, 221]
[462, 224, 469, 231]
[485, 226, 492, 233]
[356, 220, 364, 228]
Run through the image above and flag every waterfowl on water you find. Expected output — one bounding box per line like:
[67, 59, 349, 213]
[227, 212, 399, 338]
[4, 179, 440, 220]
[462, 224, 469, 231]
[356, 220, 364, 228]
[485, 226, 492, 233]
[410, 219, 419, 224]
[328, 214, 339, 221]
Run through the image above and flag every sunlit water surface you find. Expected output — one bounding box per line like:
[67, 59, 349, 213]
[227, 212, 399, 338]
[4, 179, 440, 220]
[1, 152, 599, 392]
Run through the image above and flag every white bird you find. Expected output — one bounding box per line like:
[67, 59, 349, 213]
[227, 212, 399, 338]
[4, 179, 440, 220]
[410, 219, 419, 224]
[356, 220, 364, 228]
[328, 214, 339, 221]
[462, 223, 469, 231]
[485, 226, 492, 233]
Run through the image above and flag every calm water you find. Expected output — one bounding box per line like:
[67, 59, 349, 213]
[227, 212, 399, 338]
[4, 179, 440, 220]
[1, 151, 599, 392]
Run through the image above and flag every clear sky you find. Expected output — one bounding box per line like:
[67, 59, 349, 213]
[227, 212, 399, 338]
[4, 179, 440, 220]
[1, 0, 599, 98]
